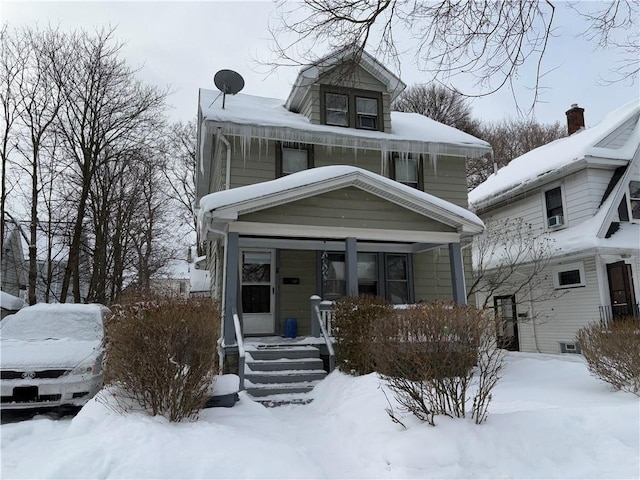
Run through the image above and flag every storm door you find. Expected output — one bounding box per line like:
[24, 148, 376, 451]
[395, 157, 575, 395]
[606, 262, 638, 320]
[240, 249, 275, 335]
[494, 295, 519, 351]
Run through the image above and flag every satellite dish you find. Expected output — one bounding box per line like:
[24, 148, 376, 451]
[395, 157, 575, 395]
[214, 69, 245, 109]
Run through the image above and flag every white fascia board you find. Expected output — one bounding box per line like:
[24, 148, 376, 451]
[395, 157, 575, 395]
[229, 221, 461, 244]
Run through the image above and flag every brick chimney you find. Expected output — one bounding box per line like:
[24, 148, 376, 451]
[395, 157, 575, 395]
[565, 104, 585, 135]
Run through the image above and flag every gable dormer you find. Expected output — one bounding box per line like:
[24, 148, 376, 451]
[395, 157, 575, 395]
[284, 49, 406, 133]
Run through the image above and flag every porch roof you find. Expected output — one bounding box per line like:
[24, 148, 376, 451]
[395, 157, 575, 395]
[197, 166, 484, 238]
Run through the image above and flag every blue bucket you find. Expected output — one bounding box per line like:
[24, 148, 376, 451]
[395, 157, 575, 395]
[284, 318, 298, 338]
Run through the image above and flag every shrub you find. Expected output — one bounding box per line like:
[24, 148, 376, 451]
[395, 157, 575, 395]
[104, 295, 220, 421]
[576, 318, 640, 396]
[377, 302, 504, 425]
[332, 295, 394, 375]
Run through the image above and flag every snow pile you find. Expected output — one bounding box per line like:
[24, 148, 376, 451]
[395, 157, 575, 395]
[2, 353, 639, 479]
[0, 291, 24, 311]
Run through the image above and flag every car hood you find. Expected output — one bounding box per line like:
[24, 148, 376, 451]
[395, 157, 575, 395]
[0, 339, 101, 370]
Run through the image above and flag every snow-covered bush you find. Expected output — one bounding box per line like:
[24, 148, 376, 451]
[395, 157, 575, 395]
[104, 295, 220, 421]
[332, 295, 394, 375]
[377, 302, 504, 425]
[333, 298, 504, 425]
[576, 318, 640, 396]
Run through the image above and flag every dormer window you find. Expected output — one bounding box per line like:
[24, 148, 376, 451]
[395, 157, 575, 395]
[321, 87, 383, 131]
[544, 186, 565, 229]
[629, 181, 640, 221]
[355, 97, 378, 130]
[325, 93, 349, 127]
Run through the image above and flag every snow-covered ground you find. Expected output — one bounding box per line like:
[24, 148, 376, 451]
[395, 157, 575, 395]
[2, 352, 638, 479]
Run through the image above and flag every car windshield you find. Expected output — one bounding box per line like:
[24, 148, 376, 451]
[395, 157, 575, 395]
[0, 305, 104, 341]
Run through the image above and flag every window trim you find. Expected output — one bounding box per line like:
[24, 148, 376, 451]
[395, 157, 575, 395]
[553, 262, 586, 289]
[389, 152, 424, 190]
[320, 85, 384, 132]
[543, 184, 566, 230]
[275, 142, 314, 178]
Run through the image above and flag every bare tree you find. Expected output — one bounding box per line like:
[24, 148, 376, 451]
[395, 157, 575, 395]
[391, 84, 477, 133]
[269, 1, 638, 111]
[0, 25, 28, 252]
[161, 121, 203, 256]
[42, 27, 168, 302]
[468, 217, 562, 315]
[467, 119, 565, 190]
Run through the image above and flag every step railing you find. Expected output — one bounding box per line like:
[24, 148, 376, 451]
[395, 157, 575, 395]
[232, 307, 246, 391]
[310, 295, 335, 372]
[599, 304, 640, 328]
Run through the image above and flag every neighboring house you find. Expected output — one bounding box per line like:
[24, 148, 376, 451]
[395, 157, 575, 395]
[1, 219, 26, 298]
[194, 48, 491, 400]
[150, 252, 212, 298]
[469, 100, 640, 354]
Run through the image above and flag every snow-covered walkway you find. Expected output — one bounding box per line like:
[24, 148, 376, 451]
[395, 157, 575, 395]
[2, 353, 639, 479]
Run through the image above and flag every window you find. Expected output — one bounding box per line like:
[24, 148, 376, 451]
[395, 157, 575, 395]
[355, 97, 378, 130]
[276, 142, 313, 177]
[544, 186, 565, 228]
[629, 181, 640, 221]
[553, 262, 586, 289]
[322, 87, 383, 131]
[385, 254, 409, 304]
[325, 93, 349, 127]
[390, 153, 422, 190]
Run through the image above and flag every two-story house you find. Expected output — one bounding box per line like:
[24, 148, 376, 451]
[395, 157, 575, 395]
[195, 50, 491, 401]
[469, 100, 640, 355]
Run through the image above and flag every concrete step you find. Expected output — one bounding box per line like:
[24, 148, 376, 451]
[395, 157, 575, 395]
[245, 368, 327, 385]
[245, 345, 320, 361]
[245, 380, 320, 398]
[246, 357, 324, 372]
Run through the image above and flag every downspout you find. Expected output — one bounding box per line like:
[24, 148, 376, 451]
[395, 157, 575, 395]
[218, 128, 232, 190]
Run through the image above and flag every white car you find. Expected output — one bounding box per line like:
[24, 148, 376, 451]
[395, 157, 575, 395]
[0, 303, 110, 410]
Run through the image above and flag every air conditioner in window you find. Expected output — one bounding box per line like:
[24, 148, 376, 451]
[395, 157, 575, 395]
[548, 215, 564, 228]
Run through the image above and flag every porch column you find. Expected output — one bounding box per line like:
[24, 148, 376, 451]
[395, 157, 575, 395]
[224, 232, 240, 346]
[449, 242, 467, 305]
[345, 237, 358, 296]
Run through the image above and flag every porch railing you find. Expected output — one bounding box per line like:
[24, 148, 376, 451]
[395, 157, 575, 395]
[310, 295, 335, 372]
[232, 307, 246, 391]
[599, 304, 640, 328]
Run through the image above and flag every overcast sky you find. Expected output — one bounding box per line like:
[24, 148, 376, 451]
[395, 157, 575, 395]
[2, 1, 639, 127]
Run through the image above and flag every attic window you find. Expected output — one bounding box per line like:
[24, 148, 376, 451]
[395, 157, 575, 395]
[321, 87, 383, 131]
[355, 96, 378, 130]
[629, 181, 640, 220]
[325, 93, 349, 127]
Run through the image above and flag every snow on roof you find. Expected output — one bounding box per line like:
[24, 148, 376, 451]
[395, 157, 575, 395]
[285, 48, 406, 110]
[198, 165, 483, 231]
[199, 91, 491, 156]
[469, 99, 640, 208]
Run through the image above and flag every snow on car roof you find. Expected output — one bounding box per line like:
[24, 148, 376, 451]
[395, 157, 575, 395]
[0, 303, 107, 341]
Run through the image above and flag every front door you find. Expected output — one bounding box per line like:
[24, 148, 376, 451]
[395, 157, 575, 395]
[240, 249, 275, 335]
[607, 261, 637, 319]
